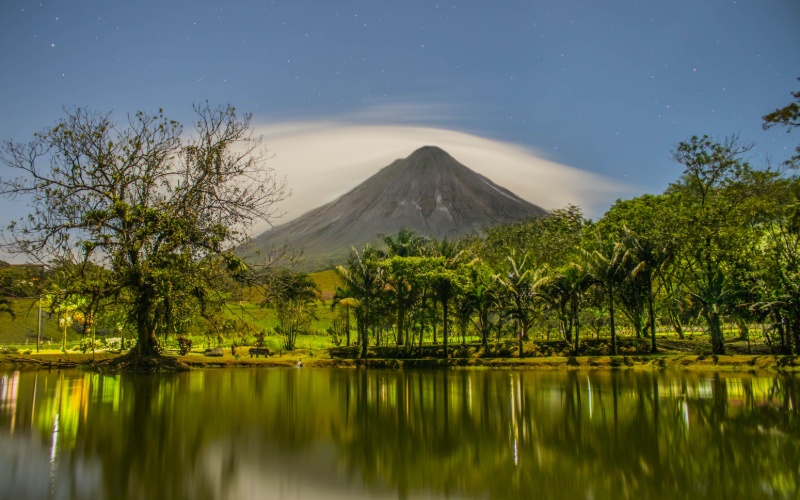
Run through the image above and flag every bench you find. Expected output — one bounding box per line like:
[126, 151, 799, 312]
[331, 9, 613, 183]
[249, 347, 271, 358]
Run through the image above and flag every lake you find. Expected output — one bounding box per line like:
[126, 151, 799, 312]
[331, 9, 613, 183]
[0, 367, 798, 499]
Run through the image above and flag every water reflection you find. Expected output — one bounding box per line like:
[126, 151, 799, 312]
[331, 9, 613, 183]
[0, 369, 798, 499]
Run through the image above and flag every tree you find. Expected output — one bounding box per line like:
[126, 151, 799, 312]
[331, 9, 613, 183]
[498, 252, 541, 357]
[331, 292, 359, 347]
[621, 226, 673, 353]
[480, 205, 583, 271]
[425, 247, 469, 358]
[262, 270, 319, 350]
[0, 298, 14, 321]
[381, 255, 426, 347]
[751, 178, 800, 353]
[536, 263, 592, 352]
[581, 244, 624, 354]
[763, 78, 800, 168]
[0, 104, 287, 358]
[668, 135, 775, 354]
[382, 229, 432, 258]
[335, 245, 385, 358]
[463, 261, 501, 351]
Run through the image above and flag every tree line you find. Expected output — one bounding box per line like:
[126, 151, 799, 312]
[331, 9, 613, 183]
[0, 85, 797, 359]
[323, 87, 800, 357]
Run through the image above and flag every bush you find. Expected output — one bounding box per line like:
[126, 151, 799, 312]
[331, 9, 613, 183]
[152, 338, 164, 355]
[102, 337, 121, 350]
[254, 330, 267, 348]
[327, 326, 343, 346]
[77, 337, 101, 353]
[177, 335, 193, 355]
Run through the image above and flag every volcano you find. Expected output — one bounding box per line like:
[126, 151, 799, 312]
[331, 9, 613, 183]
[245, 146, 547, 269]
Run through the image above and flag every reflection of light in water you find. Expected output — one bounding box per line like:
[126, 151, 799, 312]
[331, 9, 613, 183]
[467, 376, 472, 414]
[1, 371, 19, 433]
[587, 376, 593, 420]
[514, 439, 518, 466]
[682, 400, 690, 430]
[49, 413, 59, 496]
[510, 374, 521, 466]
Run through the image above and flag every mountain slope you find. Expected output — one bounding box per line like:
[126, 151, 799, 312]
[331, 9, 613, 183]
[246, 146, 547, 269]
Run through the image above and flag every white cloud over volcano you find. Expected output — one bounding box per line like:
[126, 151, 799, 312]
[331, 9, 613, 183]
[252, 122, 636, 233]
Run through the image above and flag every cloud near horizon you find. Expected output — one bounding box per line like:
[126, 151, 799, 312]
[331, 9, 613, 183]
[251, 121, 638, 235]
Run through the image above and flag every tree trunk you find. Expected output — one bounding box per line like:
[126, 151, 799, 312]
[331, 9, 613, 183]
[481, 319, 489, 351]
[442, 299, 449, 358]
[573, 298, 580, 354]
[648, 285, 657, 354]
[705, 309, 725, 355]
[609, 287, 617, 355]
[735, 317, 749, 342]
[397, 306, 405, 346]
[670, 308, 685, 339]
[345, 309, 351, 347]
[432, 302, 438, 345]
[360, 321, 368, 359]
[135, 292, 159, 357]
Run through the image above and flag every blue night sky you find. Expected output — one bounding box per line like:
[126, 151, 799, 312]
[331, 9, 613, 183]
[1, 0, 798, 227]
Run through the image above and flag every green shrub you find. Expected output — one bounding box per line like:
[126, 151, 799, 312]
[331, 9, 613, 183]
[102, 337, 121, 350]
[254, 330, 267, 348]
[177, 335, 192, 355]
[77, 337, 101, 353]
[326, 326, 343, 346]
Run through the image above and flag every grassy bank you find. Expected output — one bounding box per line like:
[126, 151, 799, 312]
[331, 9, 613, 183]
[1, 348, 798, 373]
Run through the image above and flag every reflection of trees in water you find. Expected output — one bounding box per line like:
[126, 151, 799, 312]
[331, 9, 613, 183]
[4, 369, 347, 499]
[330, 370, 800, 499]
[2, 370, 799, 499]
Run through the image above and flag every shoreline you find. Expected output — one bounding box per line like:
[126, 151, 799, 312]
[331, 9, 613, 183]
[1, 350, 799, 373]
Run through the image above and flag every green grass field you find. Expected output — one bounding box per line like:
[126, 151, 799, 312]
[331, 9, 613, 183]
[0, 297, 73, 348]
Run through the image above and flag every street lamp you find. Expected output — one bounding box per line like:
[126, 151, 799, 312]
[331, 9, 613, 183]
[59, 289, 67, 352]
[37, 297, 42, 353]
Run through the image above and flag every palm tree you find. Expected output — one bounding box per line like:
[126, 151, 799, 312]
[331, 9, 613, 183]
[425, 244, 470, 358]
[262, 270, 320, 350]
[331, 290, 359, 347]
[463, 263, 501, 352]
[381, 256, 425, 347]
[536, 263, 592, 353]
[621, 226, 673, 353]
[382, 229, 432, 257]
[335, 245, 386, 358]
[499, 252, 542, 358]
[582, 244, 625, 354]
[0, 298, 14, 321]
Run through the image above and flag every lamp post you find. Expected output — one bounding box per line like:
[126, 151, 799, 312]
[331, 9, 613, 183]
[37, 297, 42, 353]
[60, 289, 67, 352]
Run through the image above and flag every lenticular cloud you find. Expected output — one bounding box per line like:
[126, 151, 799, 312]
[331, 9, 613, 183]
[251, 122, 635, 232]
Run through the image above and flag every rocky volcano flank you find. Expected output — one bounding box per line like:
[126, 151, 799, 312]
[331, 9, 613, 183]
[246, 146, 547, 269]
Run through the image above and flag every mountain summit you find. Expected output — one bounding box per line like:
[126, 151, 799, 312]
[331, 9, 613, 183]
[247, 146, 547, 269]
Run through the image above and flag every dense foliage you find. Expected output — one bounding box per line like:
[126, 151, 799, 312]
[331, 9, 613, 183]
[1, 85, 798, 358]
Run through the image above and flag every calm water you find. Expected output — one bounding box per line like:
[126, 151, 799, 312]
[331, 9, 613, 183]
[0, 368, 798, 499]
